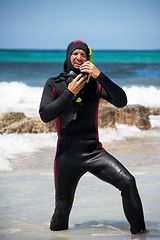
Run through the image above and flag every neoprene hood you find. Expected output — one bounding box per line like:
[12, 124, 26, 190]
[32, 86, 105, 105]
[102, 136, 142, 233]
[64, 40, 89, 74]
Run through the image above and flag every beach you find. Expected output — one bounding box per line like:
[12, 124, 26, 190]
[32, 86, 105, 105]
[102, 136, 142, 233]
[0, 129, 160, 240]
[0, 49, 160, 239]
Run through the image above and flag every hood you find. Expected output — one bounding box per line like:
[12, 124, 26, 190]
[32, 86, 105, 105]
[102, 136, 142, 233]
[63, 40, 90, 74]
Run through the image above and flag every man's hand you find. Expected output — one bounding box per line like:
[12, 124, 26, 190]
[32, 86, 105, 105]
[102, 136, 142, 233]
[68, 74, 88, 95]
[80, 61, 101, 79]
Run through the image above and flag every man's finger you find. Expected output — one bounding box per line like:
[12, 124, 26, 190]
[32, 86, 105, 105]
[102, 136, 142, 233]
[74, 73, 83, 81]
[78, 75, 87, 84]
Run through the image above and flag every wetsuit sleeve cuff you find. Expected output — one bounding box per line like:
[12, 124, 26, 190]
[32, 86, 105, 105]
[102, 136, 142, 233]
[95, 72, 106, 81]
[63, 89, 75, 100]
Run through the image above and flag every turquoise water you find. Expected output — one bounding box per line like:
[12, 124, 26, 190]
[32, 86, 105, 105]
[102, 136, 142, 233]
[0, 50, 160, 63]
[0, 50, 160, 88]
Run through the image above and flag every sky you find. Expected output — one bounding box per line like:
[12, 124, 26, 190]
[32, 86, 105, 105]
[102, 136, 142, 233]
[0, 0, 160, 50]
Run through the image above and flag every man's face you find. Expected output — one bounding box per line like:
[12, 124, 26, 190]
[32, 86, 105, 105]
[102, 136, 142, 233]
[70, 49, 87, 69]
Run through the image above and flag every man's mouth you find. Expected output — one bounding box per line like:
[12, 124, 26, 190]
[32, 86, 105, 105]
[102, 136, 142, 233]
[74, 62, 82, 68]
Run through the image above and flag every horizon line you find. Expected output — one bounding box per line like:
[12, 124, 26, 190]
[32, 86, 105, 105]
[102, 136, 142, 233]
[0, 48, 160, 51]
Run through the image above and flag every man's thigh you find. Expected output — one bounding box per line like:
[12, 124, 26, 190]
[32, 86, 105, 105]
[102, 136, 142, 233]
[89, 149, 130, 187]
[54, 151, 85, 201]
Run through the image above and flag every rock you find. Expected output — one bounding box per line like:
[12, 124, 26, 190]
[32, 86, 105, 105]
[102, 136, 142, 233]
[98, 106, 115, 128]
[0, 104, 155, 134]
[0, 112, 25, 134]
[147, 107, 160, 115]
[0, 112, 56, 134]
[0, 112, 26, 126]
[115, 105, 152, 130]
[99, 99, 113, 107]
[98, 104, 151, 130]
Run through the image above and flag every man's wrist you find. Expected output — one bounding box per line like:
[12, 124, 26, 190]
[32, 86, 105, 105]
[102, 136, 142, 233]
[94, 71, 102, 79]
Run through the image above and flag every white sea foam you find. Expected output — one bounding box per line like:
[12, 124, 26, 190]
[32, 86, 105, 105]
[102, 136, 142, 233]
[1, 120, 160, 171]
[0, 82, 160, 171]
[99, 124, 141, 143]
[150, 115, 160, 128]
[124, 85, 160, 107]
[0, 81, 43, 117]
[1, 228, 21, 233]
[0, 133, 57, 171]
[0, 82, 160, 117]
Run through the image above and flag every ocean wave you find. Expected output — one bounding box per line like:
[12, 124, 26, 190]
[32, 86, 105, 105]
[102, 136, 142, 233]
[0, 82, 160, 118]
[1, 81, 160, 171]
[124, 85, 160, 107]
[0, 133, 57, 171]
[0, 81, 42, 117]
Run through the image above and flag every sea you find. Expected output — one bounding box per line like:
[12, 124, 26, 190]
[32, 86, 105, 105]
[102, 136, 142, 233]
[0, 49, 160, 240]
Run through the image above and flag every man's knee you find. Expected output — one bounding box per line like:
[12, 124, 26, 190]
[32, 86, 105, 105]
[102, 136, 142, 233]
[124, 173, 136, 187]
[118, 171, 136, 192]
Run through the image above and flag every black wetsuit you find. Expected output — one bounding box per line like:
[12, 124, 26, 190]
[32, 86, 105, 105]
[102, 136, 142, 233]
[39, 72, 146, 234]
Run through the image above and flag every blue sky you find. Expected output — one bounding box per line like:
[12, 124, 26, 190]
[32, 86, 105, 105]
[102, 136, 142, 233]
[0, 0, 160, 49]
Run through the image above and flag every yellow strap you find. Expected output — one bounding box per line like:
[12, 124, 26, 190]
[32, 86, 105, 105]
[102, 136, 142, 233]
[88, 46, 92, 63]
[87, 46, 92, 83]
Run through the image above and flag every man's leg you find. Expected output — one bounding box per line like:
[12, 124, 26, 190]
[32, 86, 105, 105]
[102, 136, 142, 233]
[50, 199, 72, 231]
[50, 152, 84, 231]
[90, 149, 146, 234]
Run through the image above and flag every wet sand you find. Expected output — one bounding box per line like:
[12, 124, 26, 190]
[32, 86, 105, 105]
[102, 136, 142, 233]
[0, 134, 160, 240]
[104, 135, 160, 167]
[9, 134, 160, 170]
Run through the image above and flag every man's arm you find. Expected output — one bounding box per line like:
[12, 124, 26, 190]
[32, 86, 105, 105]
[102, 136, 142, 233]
[96, 72, 127, 107]
[80, 61, 127, 108]
[39, 79, 74, 123]
[39, 74, 88, 123]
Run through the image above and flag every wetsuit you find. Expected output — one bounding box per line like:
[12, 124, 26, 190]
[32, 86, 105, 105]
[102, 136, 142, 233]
[39, 41, 146, 234]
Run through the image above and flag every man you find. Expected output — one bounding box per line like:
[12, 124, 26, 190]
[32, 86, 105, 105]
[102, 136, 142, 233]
[39, 40, 146, 234]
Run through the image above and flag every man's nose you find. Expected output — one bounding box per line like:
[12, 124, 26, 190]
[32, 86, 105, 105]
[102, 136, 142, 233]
[77, 54, 82, 60]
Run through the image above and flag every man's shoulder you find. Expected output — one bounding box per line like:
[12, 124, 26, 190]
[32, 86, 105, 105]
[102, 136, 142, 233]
[46, 73, 65, 84]
[46, 76, 55, 83]
[44, 73, 63, 86]
[43, 77, 55, 90]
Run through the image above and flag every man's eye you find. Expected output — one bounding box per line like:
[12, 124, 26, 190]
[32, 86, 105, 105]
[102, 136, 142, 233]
[73, 53, 78, 56]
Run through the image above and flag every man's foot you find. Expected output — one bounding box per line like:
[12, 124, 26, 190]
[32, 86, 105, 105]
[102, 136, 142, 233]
[50, 214, 68, 231]
[131, 229, 147, 235]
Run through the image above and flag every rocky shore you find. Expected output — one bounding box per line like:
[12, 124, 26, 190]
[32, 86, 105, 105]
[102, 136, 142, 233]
[0, 103, 159, 134]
